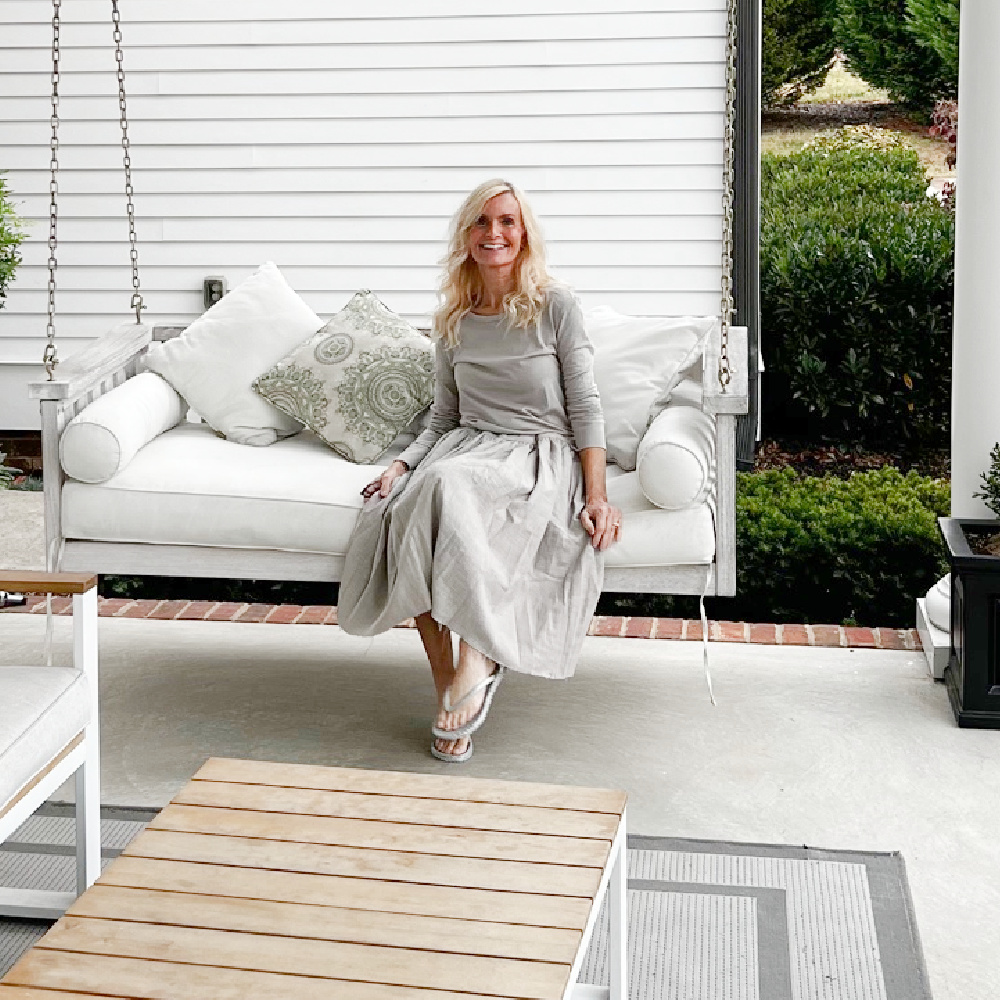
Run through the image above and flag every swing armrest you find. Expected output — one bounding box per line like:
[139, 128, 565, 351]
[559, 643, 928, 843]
[28, 323, 153, 404]
[702, 324, 749, 416]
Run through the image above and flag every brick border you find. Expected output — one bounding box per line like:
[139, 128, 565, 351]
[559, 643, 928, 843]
[2, 596, 919, 650]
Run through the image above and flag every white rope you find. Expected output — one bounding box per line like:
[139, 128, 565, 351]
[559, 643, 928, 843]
[699, 562, 716, 706]
[44, 592, 54, 667]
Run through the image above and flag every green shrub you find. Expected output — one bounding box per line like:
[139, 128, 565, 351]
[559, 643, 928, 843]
[0, 174, 26, 307]
[599, 467, 950, 626]
[906, 0, 960, 88]
[763, 0, 838, 106]
[836, 0, 955, 109]
[761, 127, 955, 448]
[731, 467, 949, 625]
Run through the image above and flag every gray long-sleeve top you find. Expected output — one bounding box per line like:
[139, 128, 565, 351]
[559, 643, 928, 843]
[397, 285, 606, 470]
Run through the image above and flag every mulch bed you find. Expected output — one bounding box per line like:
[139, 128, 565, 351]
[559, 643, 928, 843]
[754, 439, 949, 480]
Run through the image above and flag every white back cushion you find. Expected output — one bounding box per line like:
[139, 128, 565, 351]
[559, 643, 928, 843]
[60, 372, 185, 483]
[143, 262, 322, 446]
[586, 307, 716, 470]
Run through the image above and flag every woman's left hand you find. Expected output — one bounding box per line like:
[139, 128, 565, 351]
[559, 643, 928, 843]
[580, 497, 623, 551]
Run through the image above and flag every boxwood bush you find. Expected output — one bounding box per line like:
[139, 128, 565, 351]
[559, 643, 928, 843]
[761, 127, 955, 449]
[600, 467, 950, 627]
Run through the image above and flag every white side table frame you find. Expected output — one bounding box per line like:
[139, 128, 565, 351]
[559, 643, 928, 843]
[567, 806, 628, 999]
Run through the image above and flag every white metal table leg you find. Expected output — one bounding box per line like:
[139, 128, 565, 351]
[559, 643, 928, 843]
[568, 807, 628, 1000]
[608, 805, 628, 999]
[73, 587, 101, 894]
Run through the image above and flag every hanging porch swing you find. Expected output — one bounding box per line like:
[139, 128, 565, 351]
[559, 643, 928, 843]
[29, 0, 749, 602]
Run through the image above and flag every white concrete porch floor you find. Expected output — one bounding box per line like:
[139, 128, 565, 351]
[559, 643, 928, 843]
[1, 610, 997, 1000]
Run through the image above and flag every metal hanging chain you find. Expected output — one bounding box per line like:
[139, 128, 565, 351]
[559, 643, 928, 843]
[44, 0, 62, 380]
[111, 0, 144, 324]
[718, 0, 737, 392]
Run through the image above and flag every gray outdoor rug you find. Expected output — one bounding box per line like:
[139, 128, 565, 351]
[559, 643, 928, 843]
[1, 808, 931, 999]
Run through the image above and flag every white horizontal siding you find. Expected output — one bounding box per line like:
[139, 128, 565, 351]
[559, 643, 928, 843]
[0, 0, 728, 428]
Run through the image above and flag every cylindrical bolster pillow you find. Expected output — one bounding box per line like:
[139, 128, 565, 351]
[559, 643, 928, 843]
[60, 372, 186, 483]
[636, 398, 716, 510]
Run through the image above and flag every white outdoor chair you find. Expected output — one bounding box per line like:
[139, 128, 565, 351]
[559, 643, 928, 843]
[0, 571, 101, 919]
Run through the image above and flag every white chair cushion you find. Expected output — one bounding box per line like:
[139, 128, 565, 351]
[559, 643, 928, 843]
[605, 472, 716, 567]
[0, 667, 90, 810]
[61, 422, 715, 568]
[143, 262, 323, 446]
[585, 306, 716, 471]
[636, 378, 716, 510]
[59, 372, 186, 484]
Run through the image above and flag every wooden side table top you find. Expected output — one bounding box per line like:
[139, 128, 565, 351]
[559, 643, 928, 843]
[0, 757, 627, 1000]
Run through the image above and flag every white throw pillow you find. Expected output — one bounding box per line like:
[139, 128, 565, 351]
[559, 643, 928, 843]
[143, 262, 323, 446]
[60, 372, 186, 483]
[585, 306, 717, 470]
[636, 378, 715, 510]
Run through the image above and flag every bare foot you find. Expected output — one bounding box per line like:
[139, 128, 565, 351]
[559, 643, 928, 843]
[435, 640, 495, 734]
[433, 735, 471, 760]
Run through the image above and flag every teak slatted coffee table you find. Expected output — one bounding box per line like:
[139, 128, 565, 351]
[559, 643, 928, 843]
[0, 757, 628, 999]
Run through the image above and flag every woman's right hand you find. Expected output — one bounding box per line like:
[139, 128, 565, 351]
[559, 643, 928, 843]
[361, 459, 409, 500]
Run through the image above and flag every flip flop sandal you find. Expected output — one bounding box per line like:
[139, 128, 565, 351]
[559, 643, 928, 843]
[430, 736, 473, 763]
[431, 663, 506, 740]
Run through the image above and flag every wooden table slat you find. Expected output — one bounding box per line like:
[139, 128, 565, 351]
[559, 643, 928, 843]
[36, 917, 570, 1000]
[0, 570, 96, 595]
[195, 757, 627, 815]
[3, 950, 511, 1000]
[0, 990, 126, 1000]
[154, 800, 612, 865]
[176, 779, 619, 839]
[124, 829, 603, 897]
[99, 856, 594, 930]
[68, 884, 582, 964]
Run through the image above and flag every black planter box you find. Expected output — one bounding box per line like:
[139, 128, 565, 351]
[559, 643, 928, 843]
[939, 517, 1000, 728]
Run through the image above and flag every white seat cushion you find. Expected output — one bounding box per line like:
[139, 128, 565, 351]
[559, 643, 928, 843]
[62, 422, 715, 567]
[0, 667, 90, 810]
[605, 472, 715, 567]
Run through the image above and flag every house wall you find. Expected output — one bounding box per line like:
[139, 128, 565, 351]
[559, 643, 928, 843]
[0, 0, 727, 428]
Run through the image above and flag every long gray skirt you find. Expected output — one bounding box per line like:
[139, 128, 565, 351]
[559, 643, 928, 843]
[337, 427, 602, 679]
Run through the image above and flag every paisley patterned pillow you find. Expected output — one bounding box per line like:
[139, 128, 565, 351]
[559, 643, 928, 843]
[252, 290, 434, 464]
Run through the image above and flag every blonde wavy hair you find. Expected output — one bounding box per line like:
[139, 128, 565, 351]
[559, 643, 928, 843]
[433, 179, 554, 347]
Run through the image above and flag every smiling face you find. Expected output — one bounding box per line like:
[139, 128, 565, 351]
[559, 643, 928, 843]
[467, 191, 525, 273]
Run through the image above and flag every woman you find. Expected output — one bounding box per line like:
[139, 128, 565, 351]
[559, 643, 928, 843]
[338, 179, 622, 762]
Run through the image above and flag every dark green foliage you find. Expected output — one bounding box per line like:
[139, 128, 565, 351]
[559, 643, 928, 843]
[761, 129, 955, 448]
[0, 175, 26, 307]
[906, 0, 960, 87]
[762, 0, 838, 106]
[599, 468, 950, 626]
[100, 574, 339, 606]
[836, 0, 955, 108]
[973, 443, 1000, 518]
[729, 467, 949, 624]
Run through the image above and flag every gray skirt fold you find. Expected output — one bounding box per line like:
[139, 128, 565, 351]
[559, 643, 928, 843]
[337, 427, 602, 679]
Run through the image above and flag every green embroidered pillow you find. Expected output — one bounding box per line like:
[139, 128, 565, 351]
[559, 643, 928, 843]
[252, 290, 434, 464]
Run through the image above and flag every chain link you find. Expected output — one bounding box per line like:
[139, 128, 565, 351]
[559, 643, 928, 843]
[111, 0, 144, 324]
[44, 0, 61, 379]
[718, 0, 738, 392]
